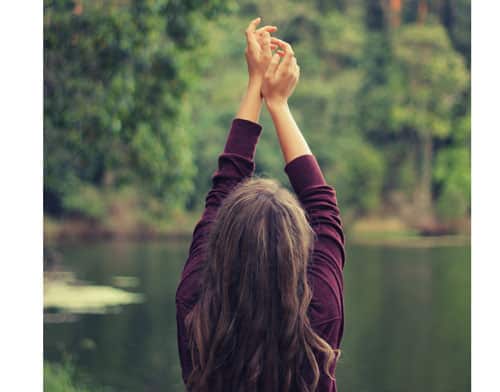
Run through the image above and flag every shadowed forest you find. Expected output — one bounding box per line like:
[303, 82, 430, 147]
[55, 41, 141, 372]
[44, 0, 470, 240]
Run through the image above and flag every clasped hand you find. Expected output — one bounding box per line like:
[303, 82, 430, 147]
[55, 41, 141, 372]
[244, 17, 300, 109]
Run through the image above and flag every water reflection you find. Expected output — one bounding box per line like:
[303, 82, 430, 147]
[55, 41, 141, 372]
[339, 245, 470, 391]
[44, 241, 470, 392]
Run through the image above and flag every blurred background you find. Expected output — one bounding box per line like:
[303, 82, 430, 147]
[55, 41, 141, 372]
[44, 0, 470, 391]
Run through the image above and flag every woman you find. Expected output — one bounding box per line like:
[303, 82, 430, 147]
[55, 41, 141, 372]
[175, 17, 346, 392]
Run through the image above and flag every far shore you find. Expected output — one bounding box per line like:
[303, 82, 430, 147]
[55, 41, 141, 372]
[44, 215, 470, 247]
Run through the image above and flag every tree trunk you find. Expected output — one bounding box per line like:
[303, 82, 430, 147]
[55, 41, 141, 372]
[415, 132, 434, 225]
[389, 0, 402, 27]
[418, 0, 428, 23]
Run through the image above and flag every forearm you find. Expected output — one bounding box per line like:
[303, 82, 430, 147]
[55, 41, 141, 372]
[267, 102, 312, 164]
[236, 78, 263, 123]
[181, 119, 262, 275]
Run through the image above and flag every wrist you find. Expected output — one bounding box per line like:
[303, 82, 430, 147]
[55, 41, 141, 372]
[265, 99, 289, 113]
[236, 78, 264, 123]
[248, 76, 263, 94]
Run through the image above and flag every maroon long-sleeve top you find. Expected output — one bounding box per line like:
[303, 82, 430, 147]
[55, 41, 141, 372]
[175, 118, 346, 391]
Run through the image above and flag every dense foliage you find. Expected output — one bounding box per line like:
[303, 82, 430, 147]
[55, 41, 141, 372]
[44, 0, 470, 233]
[44, 0, 230, 221]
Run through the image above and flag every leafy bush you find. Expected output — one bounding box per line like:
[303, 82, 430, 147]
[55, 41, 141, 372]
[44, 361, 97, 392]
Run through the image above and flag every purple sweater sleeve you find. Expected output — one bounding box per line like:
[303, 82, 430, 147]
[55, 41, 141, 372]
[285, 154, 346, 389]
[175, 118, 262, 383]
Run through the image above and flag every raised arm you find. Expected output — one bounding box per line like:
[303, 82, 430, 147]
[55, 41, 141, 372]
[176, 19, 281, 383]
[262, 39, 346, 340]
[262, 39, 311, 163]
[176, 18, 277, 307]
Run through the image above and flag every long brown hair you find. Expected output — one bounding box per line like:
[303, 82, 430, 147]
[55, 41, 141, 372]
[185, 177, 339, 392]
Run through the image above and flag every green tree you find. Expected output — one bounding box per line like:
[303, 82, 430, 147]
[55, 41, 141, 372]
[43, 0, 470, 233]
[358, 0, 393, 139]
[44, 0, 228, 218]
[391, 22, 468, 222]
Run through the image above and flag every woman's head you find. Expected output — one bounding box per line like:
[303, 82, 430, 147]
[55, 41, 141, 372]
[186, 177, 337, 392]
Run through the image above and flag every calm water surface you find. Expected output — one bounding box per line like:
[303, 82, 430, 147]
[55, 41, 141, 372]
[44, 240, 470, 392]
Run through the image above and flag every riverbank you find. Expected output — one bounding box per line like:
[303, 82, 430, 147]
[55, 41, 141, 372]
[44, 214, 470, 247]
[44, 210, 201, 242]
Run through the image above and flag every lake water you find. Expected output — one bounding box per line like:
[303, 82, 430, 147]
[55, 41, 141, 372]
[44, 240, 470, 391]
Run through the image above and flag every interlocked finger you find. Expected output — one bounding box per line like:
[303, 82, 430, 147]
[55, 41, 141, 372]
[261, 32, 272, 56]
[270, 37, 295, 56]
[256, 25, 278, 35]
[265, 52, 281, 79]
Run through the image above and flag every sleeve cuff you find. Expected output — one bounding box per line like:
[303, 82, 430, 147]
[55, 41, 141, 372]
[223, 118, 263, 160]
[284, 154, 327, 194]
